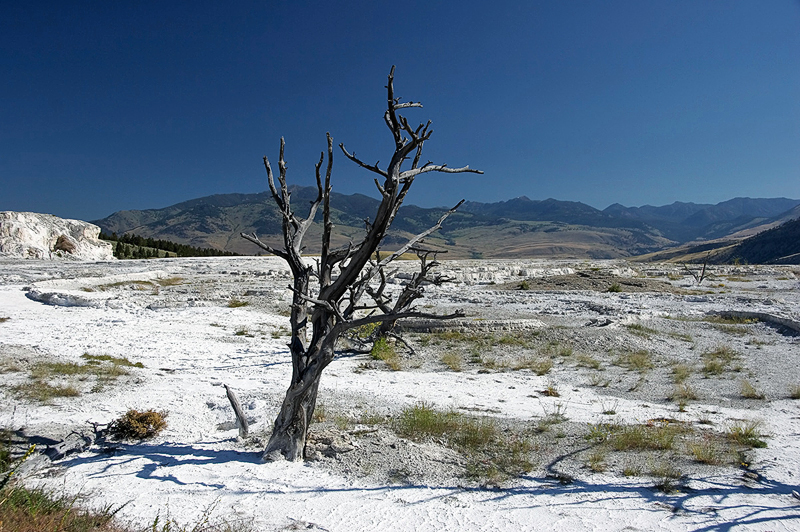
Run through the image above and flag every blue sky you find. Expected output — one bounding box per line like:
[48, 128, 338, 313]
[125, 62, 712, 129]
[2, 1, 799, 221]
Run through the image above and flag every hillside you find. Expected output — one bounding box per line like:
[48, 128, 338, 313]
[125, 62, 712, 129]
[93, 190, 800, 260]
[710, 217, 800, 264]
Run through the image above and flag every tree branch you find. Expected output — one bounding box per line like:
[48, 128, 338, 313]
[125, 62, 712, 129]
[339, 144, 388, 178]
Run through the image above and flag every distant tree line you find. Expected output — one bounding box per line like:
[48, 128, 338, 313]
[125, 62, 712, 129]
[100, 232, 239, 259]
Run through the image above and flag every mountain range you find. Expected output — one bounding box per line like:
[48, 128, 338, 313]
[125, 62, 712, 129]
[93, 189, 800, 260]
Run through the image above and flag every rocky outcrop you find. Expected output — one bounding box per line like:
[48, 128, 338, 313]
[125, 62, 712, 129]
[0, 211, 114, 261]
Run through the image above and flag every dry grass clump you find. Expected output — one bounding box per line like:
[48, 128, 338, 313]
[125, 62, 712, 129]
[227, 298, 249, 308]
[689, 435, 726, 465]
[512, 356, 553, 375]
[586, 449, 607, 472]
[109, 409, 167, 440]
[81, 353, 144, 368]
[0, 430, 126, 532]
[740, 380, 765, 399]
[576, 353, 602, 370]
[613, 350, 654, 372]
[440, 352, 463, 371]
[671, 363, 693, 384]
[789, 385, 800, 400]
[701, 346, 740, 375]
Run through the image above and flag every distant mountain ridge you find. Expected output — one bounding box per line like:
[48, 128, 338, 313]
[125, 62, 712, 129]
[92, 189, 800, 259]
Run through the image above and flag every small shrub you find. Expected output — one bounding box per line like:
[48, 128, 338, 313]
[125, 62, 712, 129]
[588, 374, 610, 387]
[670, 383, 698, 402]
[789, 385, 800, 400]
[312, 402, 327, 423]
[227, 299, 249, 308]
[518, 280, 530, 290]
[0, 317, 9, 323]
[740, 380, 765, 399]
[109, 409, 167, 440]
[607, 283, 622, 293]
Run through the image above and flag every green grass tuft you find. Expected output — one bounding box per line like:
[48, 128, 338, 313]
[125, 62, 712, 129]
[371, 337, 400, 371]
[727, 420, 767, 448]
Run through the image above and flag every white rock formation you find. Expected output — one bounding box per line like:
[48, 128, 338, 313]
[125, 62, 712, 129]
[0, 211, 114, 261]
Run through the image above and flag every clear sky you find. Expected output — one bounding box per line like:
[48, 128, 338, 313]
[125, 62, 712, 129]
[2, 1, 799, 221]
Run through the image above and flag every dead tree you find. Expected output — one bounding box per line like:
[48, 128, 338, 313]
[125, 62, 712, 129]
[241, 67, 482, 461]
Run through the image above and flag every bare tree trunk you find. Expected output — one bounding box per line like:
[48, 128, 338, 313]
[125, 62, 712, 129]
[242, 67, 480, 461]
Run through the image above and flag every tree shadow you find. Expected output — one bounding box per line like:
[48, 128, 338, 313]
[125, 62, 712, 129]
[46, 438, 800, 531]
[58, 441, 262, 490]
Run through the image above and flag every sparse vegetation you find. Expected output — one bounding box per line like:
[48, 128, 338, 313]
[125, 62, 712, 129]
[0, 317, 9, 323]
[613, 350, 654, 372]
[8, 353, 144, 402]
[395, 403, 534, 482]
[727, 420, 767, 448]
[440, 351, 463, 371]
[540, 381, 560, 397]
[11, 382, 81, 402]
[789, 385, 800, 399]
[608, 422, 681, 452]
[702, 346, 739, 375]
[689, 436, 725, 465]
[109, 409, 167, 440]
[740, 380, 765, 399]
[626, 323, 657, 337]
[671, 363, 693, 384]
[587, 449, 607, 472]
[512, 356, 553, 375]
[576, 353, 602, 370]
[227, 298, 249, 308]
[607, 283, 622, 293]
[0, 483, 125, 532]
[371, 337, 400, 371]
